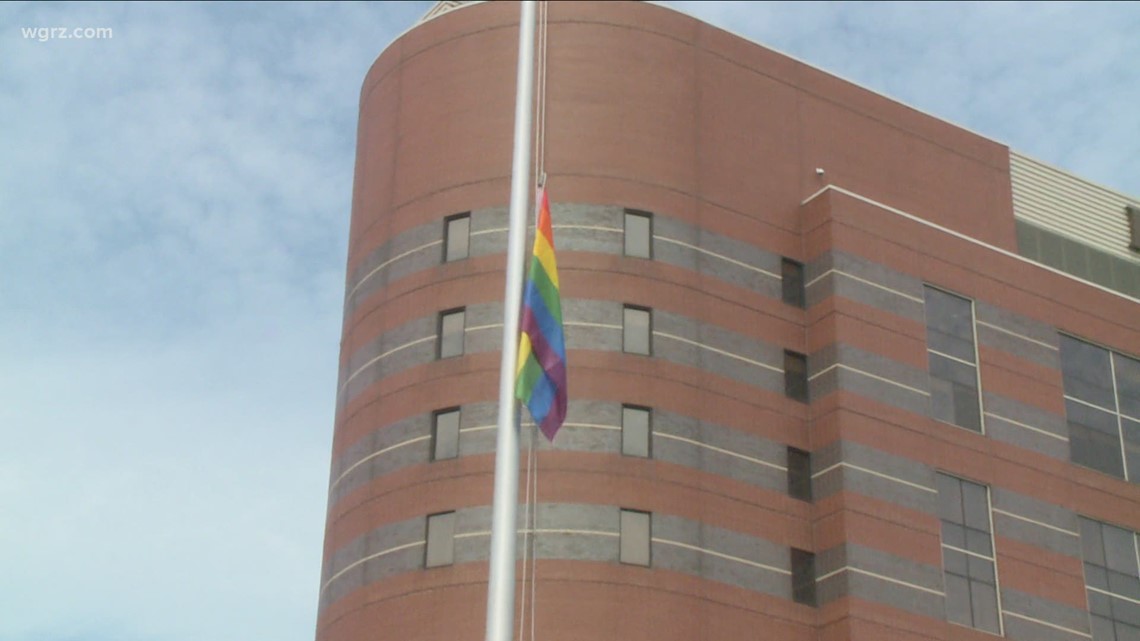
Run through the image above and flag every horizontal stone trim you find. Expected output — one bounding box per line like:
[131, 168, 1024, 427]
[345, 203, 791, 321]
[805, 251, 925, 321]
[812, 441, 938, 516]
[327, 401, 789, 509]
[809, 343, 932, 418]
[320, 503, 801, 613]
[815, 543, 945, 620]
[990, 488, 1081, 558]
[983, 392, 1070, 460]
[1001, 587, 1092, 640]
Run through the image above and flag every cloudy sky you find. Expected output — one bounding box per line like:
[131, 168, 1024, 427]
[1, 2, 1137, 640]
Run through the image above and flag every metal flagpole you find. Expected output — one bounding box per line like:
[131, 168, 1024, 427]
[485, 2, 536, 641]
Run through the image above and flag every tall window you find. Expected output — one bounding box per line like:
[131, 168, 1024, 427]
[425, 511, 456, 568]
[620, 509, 651, 566]
[623, 306, 651, 355]
[432, 408, 460, 461]
[924, 286, 982, 432]
[784, 351, 808, 403]
[786, 447, 812, 501]
[1079, 517, 1140, 640]
[438, 308, 465, 359]
[782, 258, 805, 308]
[791, 549, 816, 606]
[624, 209, 652, 258]
[443, 213, 470, 262]
[1061, 335, 1140, 482]
[622, 405, 651, 458]
[935, 473, 1001, 634]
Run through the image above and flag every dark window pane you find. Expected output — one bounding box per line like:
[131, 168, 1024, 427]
[1082, 518, 1108, 565]
[1103, 525, 1139, 575]
[444, 214, 470, 262]
[968, 555, 995, 584]
[936, 474, 963, 523]
[1117, 622, 1140, 641]
[1091, 589, 1116, 617]
[930, 353, 979, 386]
[966, 528, 994, 557]
[425, 512, 456, 568]
[942, 521, 966, 549]
[1086, 563, 1110, 590]
[1071, 417, 1126, 478]
[787, 447, 812, 501]
[439, 309, 465, 358]
[970, 580, 1001, 633]
[432, 408, 460, 460]
[1123, 418, 1140, 483]
[1091, 614, 1117, 641]
[942, 548, 968, 576]
[924, 287, 974, 339]
[1109, 571, 1140, 601]
[791, 548, 816, 606]
[620, 509, 651, 566]
[1116, 354, 1140, 420]
[961, 481, 991, 532]
[929, 364, 982, 432]
[623, 306, 651, 355]
[944, 572, 972, 626]
[624, 210, 652, 258]
[782, 258, 805, 308]
[622, 406, 650, 458]
[784, 351, 808, 403]
[1117, 598, 1140, 628]
[1060, 335, 1116, 409]
[1130, 206, 1140, 251]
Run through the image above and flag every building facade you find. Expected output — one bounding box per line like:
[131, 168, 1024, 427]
[317, 2, 1140, 640]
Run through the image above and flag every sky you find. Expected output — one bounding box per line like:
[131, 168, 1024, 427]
[1, 2, 1137, 641]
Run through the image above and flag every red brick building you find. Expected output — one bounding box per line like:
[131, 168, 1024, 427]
[318, 2, 1140, 640]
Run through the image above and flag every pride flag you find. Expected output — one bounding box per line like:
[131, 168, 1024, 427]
[515, 187, 567, 441]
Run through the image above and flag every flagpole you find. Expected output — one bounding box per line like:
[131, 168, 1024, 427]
[486, 2, 536, 641]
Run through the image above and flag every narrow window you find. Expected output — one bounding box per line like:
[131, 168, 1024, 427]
[622, 405, 651, 458]
[791, 549, 816, 606]
[784, 351, 808, 403]
[443, 213, 471, 262]
[935, 473, 1001, 634]
[623, 306, 651, 355]
[624, 209, 652, 258]
[786, 447, 812, 501]
[438, 308, 465, 359]
[782, 258, 805, 308]
[619, 509, 651, 566]
[1078, 517, 1140, 640]
[432, 408, 460, 461]
[923, 286, 982, 432]
[425, 511, 456, 568]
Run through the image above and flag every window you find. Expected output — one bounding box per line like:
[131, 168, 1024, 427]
[624, 209, 652, 258]
[1060, 335, 1140, 481]
[432, 408, 460, 460]
[782, 258, 805, 308]
[438, 308, 465, 359]
[791, 549, 816, 606]
[620, 509, 650, 566]
[1128, 205, 1139, 252]
[1078, 517, 1140, 641]
[935, 473, 1001, 634]
[784, 351, 808, 403]
[923, 286, 982, 432]
[623, 306, 651, 355]
[786, 447, 812, 501]
[443, 213, 471, 262]
[425, 511, 456, 568]
[622, 405, 650, 458]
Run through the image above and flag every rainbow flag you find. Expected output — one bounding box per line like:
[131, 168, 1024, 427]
[515, 187, 567, 441]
